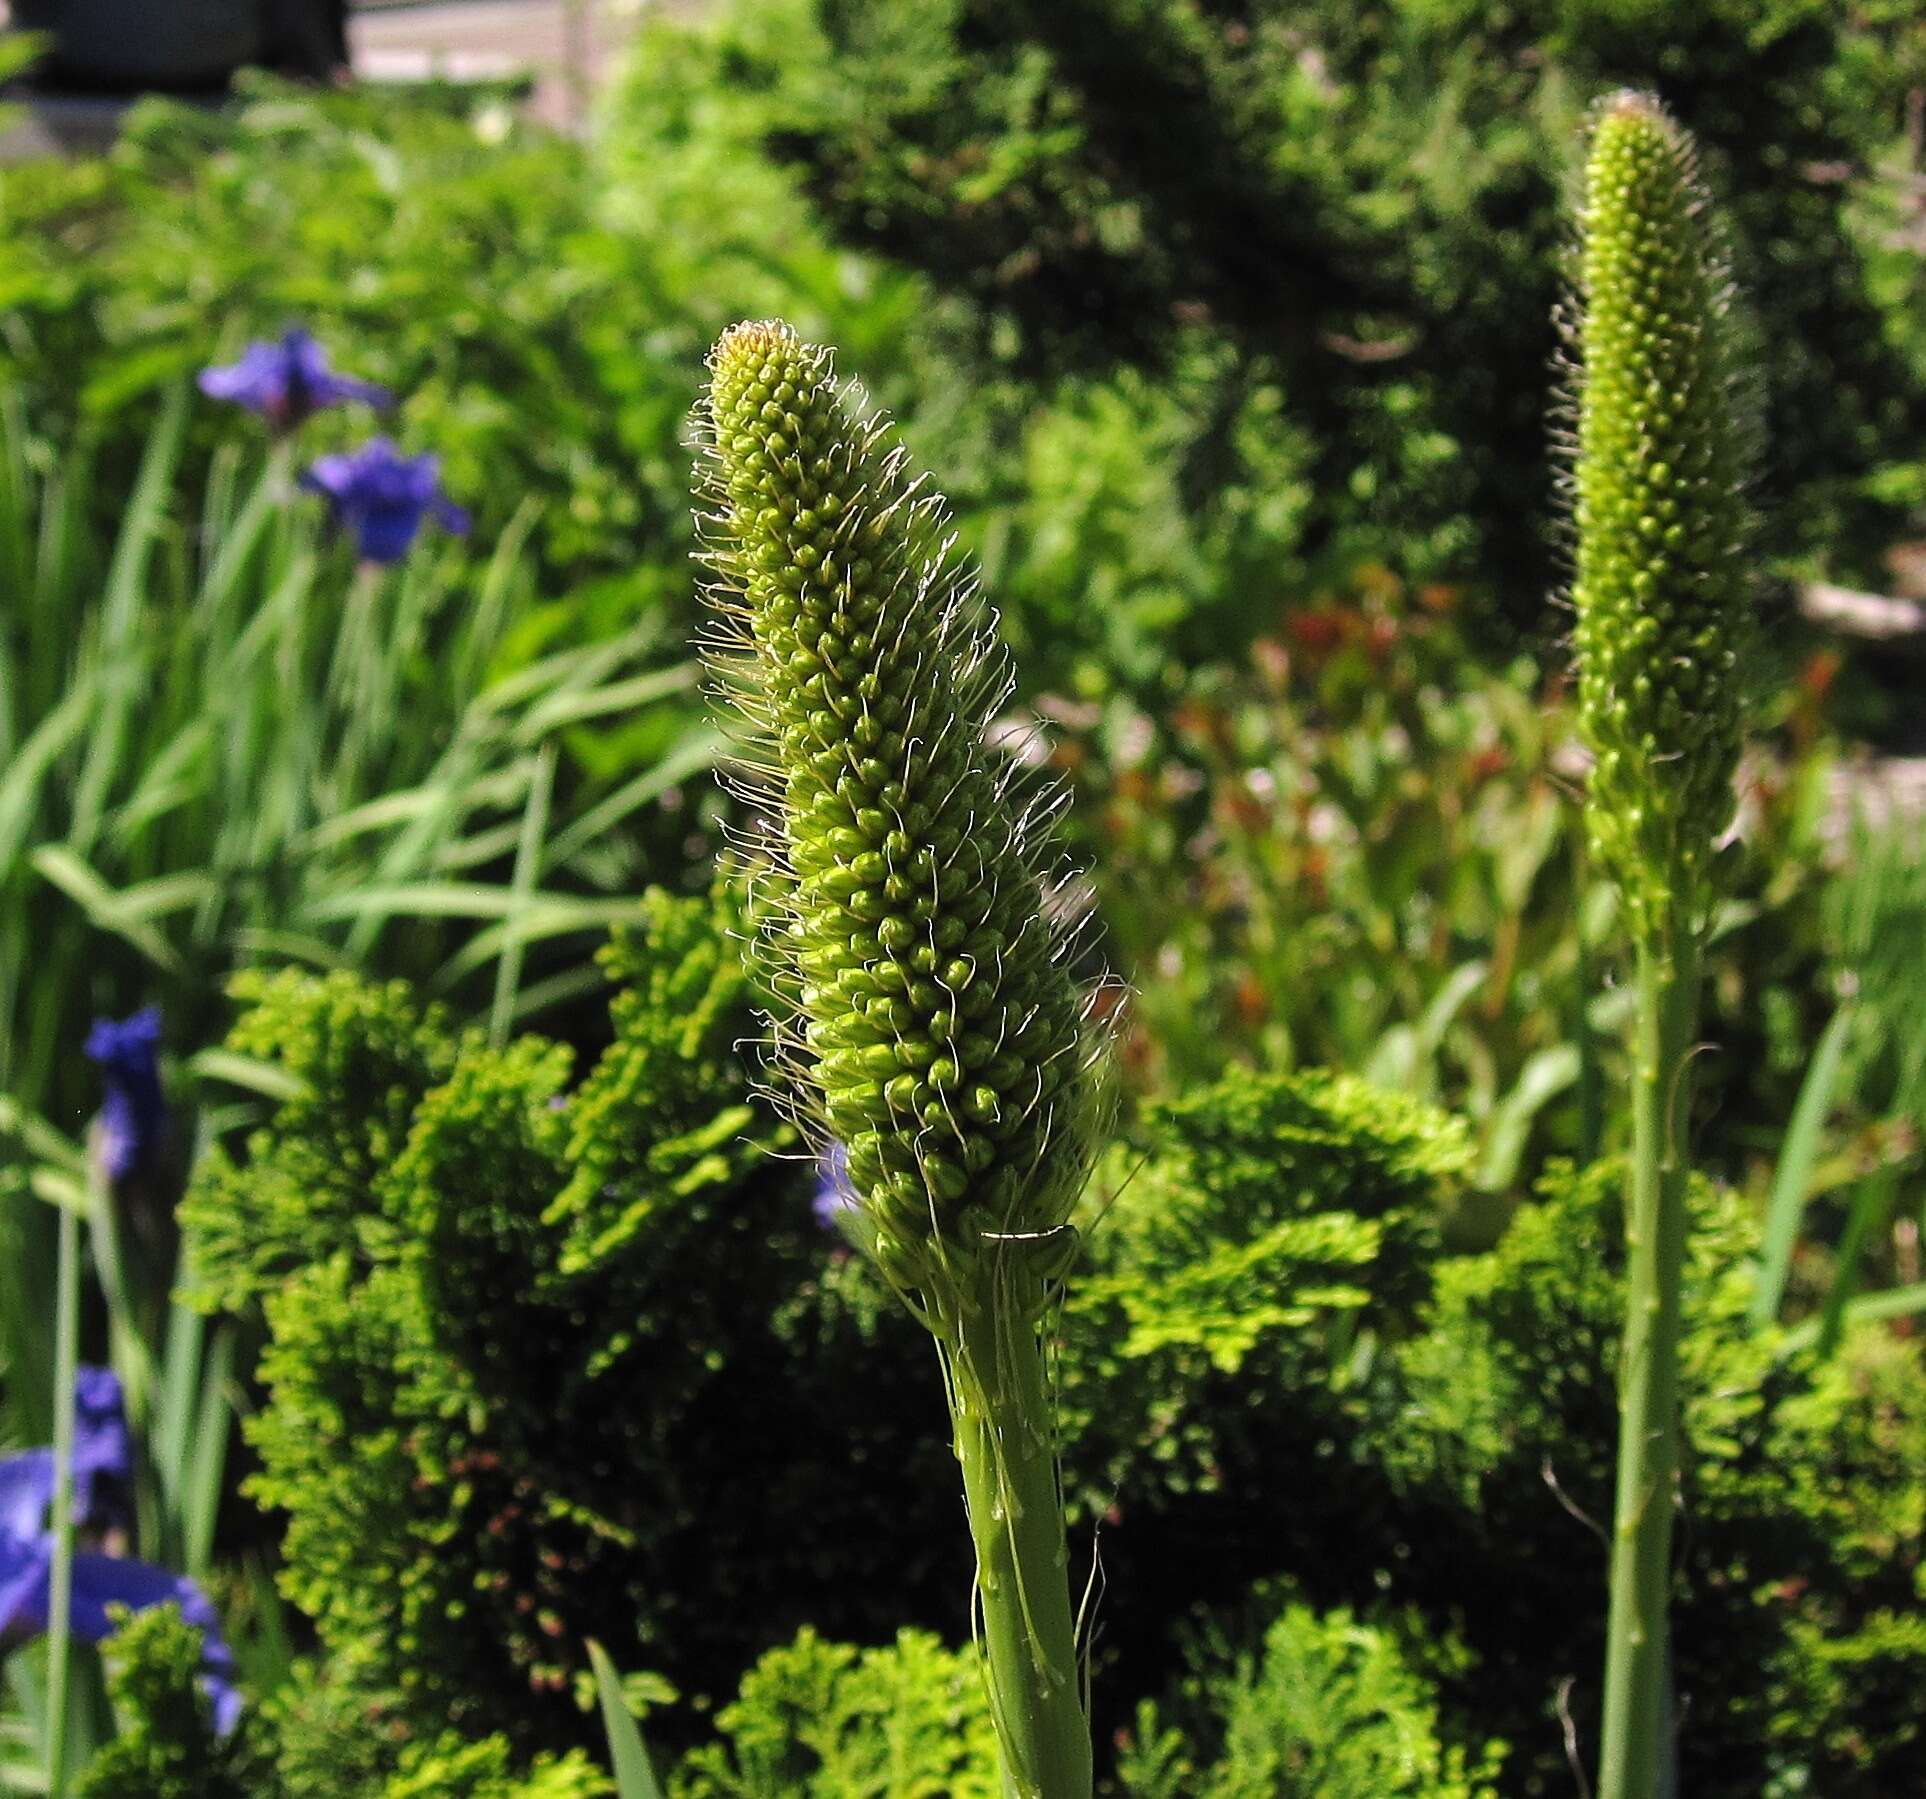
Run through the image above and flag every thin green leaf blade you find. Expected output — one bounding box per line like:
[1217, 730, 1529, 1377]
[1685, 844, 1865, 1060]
[586, 1640, 667, 1799]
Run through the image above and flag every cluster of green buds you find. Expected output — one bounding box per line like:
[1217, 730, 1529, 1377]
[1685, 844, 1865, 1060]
[695, 320, 1111, 1328]
[1565, 90, 1754, 940]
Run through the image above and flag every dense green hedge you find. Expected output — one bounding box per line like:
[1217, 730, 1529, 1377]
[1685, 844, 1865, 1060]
[631, 0, 1926, 636]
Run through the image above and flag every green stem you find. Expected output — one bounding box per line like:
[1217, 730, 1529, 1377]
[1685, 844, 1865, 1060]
[949, 1271, 1091, 1799]
[45, 1194, 82, 1799]
[1598, 923, 1699, 1799]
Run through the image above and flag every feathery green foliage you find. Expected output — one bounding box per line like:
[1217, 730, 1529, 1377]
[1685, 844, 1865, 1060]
[1124, 1602, 1506, 1799]
[1380, 1159, 1926, 1793]
[184, 892, 801, 1746]
[257, 1660, 609, 1799]
[1059, 1101, 1926, 1795]
[670, 1629, 999, 1799]
[1059, 1068, 1468, 1515]
[1568, 93, 1753, 938]
[370, 1737, 612, 1799]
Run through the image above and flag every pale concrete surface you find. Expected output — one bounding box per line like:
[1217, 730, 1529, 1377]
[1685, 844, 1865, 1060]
[349, 0, 650, 129]
[0, 1, 676, 138]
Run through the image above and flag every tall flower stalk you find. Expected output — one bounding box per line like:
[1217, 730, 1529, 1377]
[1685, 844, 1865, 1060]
[696, 321, 1110, 1798]
[1565, 94, 1753, 1799]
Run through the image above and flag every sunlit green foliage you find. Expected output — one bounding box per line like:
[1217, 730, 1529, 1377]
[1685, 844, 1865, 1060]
[1060, 1067, 1469, 1514]
[185, 891, 800, 1748]
[670, 1629, 998, 1798]
[1121, 1601, 1506, 1799]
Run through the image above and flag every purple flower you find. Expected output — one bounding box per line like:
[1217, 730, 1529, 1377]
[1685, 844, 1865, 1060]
[0, 1366, 132, 1542]
[198, 329, 392, 432]
[0, 1533, 240, 1735]
[812, 1141, 859, 1229]
[299, 438, 471, 565]
[85, 1008, 167, 1183]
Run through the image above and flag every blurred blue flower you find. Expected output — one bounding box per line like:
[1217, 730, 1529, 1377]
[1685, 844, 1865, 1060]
[0, 1366, 236, 1732]
[198, 329, 392, 432]
[85, 1008, 167, 1183]
[0, 1532, 240, 1735]
[0, 1366, 132, 1541]
[812, 1140, 859, 1228]
[300, 438, 471, 564]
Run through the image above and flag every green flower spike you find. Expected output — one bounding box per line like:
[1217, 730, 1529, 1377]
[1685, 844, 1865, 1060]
[696, 320, 1112, 1799]
[1568, 89, 1753, 943]
[1564, 94, 1755, 1799]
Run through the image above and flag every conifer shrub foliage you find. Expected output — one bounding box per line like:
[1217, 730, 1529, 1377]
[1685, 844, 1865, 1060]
[180, 889, 962, 1759]
[1050, 1068, 1470, 1729]
[1121, 1601, 1507, 1799]
[76, 1606, 258, 1799]
[1046, 1066, 1924, 1794]
[1352, 1162, 1924, 1795]
[670, 1628, 999, 1798]
[74, 1609, 612, 1799]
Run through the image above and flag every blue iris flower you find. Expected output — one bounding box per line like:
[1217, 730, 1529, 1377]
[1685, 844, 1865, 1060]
[0, 1368, 238, 1733]
[812, 1140, 859, 1229]
[0, 1535, 241, 1735]
[0, 1366, 132, 1542]
[299, 438, 471, 565]
[198, 329, 392, 432]
[84, 1008, 167, 1184]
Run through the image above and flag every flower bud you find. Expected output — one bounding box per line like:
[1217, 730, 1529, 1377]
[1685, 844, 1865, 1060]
[1567, 93, 1754, 938]
[696, 321, 1109, 1316]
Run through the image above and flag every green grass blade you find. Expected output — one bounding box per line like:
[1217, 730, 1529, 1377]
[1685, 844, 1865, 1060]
[431, 899, 646, 991]
[539, 726, 723, 874]
[155, 1286, 207, 1523]
[1476, 1042, 1581, 1193]
[87, 1161, 160, 1435]
[1751, 1001, 1856, 1330]
[303, 881, 564, 923]
[1777, 1278, 1926, 1355]
[185, 1048, 316, 1105]
[586, 1640, 667, 1799]
[511, 662, 699, 743]
[491, 744, 556, 1048]
[504, 960, 613, 1027]
[44, 1193, 81, 1798]
[67, 387, 187, 854]
[1364, 959, 1487, 1098]
[183, 1327, 233, 1578]
[1813, 1164, 1900, 1360]
[0, 676, 98, 872]
[0, 1097, 85, 1175]
[28, 847, 185, 975]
